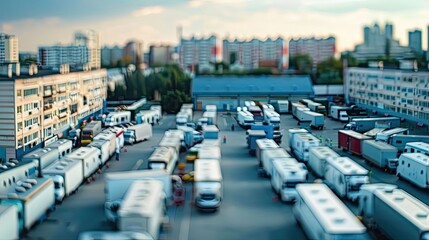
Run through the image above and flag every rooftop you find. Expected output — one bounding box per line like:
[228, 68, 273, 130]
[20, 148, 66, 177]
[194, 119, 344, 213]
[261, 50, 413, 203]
[192, 75, 314, 96]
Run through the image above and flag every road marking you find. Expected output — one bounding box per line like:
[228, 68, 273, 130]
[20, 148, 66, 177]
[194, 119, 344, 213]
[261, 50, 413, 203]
[132, 159, 144, 170]
[223, 118, 227, 127]
[178, 187, 192, 240]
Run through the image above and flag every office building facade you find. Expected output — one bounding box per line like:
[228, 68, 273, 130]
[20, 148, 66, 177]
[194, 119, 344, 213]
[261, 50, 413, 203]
[408, 30, 423, 55]
[149, 45, 173, 67]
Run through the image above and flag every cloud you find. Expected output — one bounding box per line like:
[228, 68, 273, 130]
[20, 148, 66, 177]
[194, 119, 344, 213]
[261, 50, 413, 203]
[188, 0, 250, 8]
[132, 6, 165, 17]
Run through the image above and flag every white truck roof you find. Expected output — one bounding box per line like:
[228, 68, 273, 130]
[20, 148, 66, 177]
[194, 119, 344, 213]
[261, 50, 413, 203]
[198, 146, 221, 160]
[194, 159, 222, 182]
[148, 147, 175, 163]
[296, 184, 367, 234]
[295, 133, 320, 142]
[22, 147, 57, 159]
[363, 140, 398, 151]
[48, 139, 73, 149]
[326, 157, 368, 175]
[303, 111, 324, 117]
[202, 125, 219, 132]
[43, 158, 81, 175]
[405, 142, 429, 151]
[88, 139, 109, 148]
[94, 131, 116, 140]
[0, 177, 53, 201]
[264, 148, 291, 159]
[66, 147, 100, 160]
[118, 180, 164, 218]
[374, 188, 429, 231]
[400, 153, 429, 166]
[273, 158, 305, 177]
[309, 146, 339, 159]
[256, 139, 279, 150]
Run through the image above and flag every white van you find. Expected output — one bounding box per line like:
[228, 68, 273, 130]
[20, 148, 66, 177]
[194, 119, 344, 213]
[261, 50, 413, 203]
[194, 159, 223, 211]
[397, 153, 429, 188]
[294, 184, 368, 240]
[271, 158, 308, 202]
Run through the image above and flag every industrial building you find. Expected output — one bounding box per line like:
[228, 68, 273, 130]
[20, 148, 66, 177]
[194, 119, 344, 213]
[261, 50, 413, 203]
[191, 75, 314, 111]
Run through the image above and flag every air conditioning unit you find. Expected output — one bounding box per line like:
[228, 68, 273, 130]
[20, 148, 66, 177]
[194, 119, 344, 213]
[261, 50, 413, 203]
[29, 111, 32, 115]
[28, 126, 32, 130]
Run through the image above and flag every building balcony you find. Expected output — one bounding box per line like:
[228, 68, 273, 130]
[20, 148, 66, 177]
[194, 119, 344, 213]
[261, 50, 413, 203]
[58, 112, 68, 119]
[44, 103, 53, 111]
[57, 87, 67, 93]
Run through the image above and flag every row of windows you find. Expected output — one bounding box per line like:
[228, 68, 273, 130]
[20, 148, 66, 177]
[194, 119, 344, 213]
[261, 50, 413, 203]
[24, 117, 38, 128]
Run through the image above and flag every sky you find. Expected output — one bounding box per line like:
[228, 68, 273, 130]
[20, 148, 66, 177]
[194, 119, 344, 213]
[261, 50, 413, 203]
[1, 0, 429, 52]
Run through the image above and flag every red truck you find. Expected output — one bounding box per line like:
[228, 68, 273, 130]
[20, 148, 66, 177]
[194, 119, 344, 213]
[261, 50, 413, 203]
[338, 130, 371, 156]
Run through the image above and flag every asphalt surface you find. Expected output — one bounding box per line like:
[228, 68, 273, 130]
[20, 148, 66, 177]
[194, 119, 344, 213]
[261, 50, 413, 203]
[23, 111, 429, 240]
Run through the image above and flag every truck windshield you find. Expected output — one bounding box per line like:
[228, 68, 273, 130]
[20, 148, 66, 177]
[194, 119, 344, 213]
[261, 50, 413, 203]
[283, 181, 301, 189]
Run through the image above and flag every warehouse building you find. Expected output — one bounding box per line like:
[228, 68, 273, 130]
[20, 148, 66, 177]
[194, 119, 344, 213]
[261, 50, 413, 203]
[191, 75, 314, 111]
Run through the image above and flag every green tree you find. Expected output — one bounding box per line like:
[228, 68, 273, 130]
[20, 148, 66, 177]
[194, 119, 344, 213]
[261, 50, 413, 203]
[316, 57, 343, 84]
[289, 54, 312, 75]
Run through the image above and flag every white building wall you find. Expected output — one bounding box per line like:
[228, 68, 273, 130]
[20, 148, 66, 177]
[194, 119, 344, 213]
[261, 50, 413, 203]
[345, 67, 429, 123]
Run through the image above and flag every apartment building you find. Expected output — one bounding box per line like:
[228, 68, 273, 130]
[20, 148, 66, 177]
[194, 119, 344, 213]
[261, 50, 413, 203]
[222, 37, 287, 70]
[345, 67, 429, 124]
[0, 33, 19, 64]
[289, 36, 335, 65]
[38, 45, 89, 69]
[179, 35, 220, 73]
[149, 45, 173, 67]
[0, 64, 107, 161]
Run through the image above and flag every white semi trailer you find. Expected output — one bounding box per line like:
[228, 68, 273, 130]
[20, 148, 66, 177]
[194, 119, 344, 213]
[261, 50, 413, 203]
[359, 184, 429, 240]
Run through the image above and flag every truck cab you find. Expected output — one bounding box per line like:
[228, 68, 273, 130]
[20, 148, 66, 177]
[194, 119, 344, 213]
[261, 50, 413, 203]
[45, 175, 65, 202]
[339, 111, 349, 122]
[123, 131, 136, 145]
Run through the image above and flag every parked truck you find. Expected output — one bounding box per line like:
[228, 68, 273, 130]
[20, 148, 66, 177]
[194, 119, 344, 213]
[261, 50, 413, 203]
[294, 184, 368, 240]
[387, 134, 429, 152]
[43, 158, 84, 202]
[344, 117, 401, 133]
[105, 111, 131, 127]
[359, 184, 429, 240]
[148, 147, 178, 175]
[287, 128, 308, 151]
[94, 131, 117, 158]
[246, 130, 267, 156]
[308, 146, 340, 178]
[0, 177, 55, 234]
[48, 139, 73, 159]
[88, 139, 111, 165]
[194, 159, 223, 211]
[203, 111, 217, 125]
[236, 110, 255, 129]
[307, 102, 327, 115]
[81, 121, 103, 145]
[104, 170, 172, 222]
[290, 133, 320, 162]
[0, 161, 37, 193]
[299, 111, 325, 130]
[21, 147, 59, 175]
[271, 100, 289, 114]
[136, 110, 158, 125]
[65, 147, 101, 181]
[79, 231, 153, 240]
[271, 158, 308, 202]
[397, 153, 429, 188]
[117, 180, 165, 240]
[0, 205, 19, 239]
[202, 125, 219, 140]
[375, 128, 409, 142]
[255, 138, 279, 164]
[362, 140, 399, 173]
[260, 148, 291, 177]
[330, 106, 350, 122]
[338, 130, 372, 156]
[124, 123, 152, 145]
[291, 102, 307, 119]
[324, 157, 369, 201]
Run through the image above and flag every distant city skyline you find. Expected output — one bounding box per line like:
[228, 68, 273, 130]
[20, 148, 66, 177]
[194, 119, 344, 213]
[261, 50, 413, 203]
[1, 0, 429, 52]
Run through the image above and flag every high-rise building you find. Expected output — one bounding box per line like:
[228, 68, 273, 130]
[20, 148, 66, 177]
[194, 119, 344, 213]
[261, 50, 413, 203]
[0, 33, 19, 64]
[123, 40, 143, 65]
[223, 37, 287, 70]
[149, 45, 172, 67]
[179, 35, 220, 73]
[408, 29, 423, 55]
[74, 30, 100, 69]
[351, 23, 415, 61]
[101, 46, 111, 66]
[38, 30, 100, 70]
[289, 37, 335, 65]
[38, 45, 89, 69]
